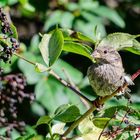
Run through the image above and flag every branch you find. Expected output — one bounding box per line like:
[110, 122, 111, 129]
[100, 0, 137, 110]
[62, 88, 119, 137]
[62, 69, 140, 138]
[49, 70, 92, 105]
[14, 53, 140, 139]
[14, 53, 92, 106]
[61, 68, 91, 108]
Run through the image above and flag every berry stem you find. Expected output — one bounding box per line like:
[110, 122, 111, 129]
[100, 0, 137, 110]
[14, 53, 36, 65]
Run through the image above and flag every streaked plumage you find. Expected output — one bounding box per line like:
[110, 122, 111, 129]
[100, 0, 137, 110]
[87, 46, 132, 96]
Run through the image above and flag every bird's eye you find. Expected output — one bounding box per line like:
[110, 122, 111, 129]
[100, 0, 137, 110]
[104, 50, 107, 54]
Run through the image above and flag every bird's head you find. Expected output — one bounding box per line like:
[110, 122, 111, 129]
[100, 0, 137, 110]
[92, 46, 122, 65]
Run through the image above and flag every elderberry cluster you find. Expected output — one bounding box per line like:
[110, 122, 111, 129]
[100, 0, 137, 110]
[0, 74, 34, 136]
[0, 8, 13, 35]
[0, 37, 20, 63]
[0, 8, 19, 63]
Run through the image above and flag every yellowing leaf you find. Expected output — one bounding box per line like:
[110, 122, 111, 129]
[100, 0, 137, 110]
[39, 34, 50, 66]
[77, 117, 107, 140]
[52, 123, 65, 135]
[35, 63, 49, 73]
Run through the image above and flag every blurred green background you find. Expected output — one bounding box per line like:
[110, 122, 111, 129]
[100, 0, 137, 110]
[0, 0, 140, 139]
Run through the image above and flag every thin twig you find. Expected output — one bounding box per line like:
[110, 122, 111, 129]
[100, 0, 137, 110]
[48, 124, 53, 140]
[119, 103, 130, 125]
[62, 68, 90, 108]
[49, 70, 92, 105]
[14, 53, 92, 106]
[62, 68, 75, 87]
[14, 53, 35, 65]
[98, 110, 118, 140]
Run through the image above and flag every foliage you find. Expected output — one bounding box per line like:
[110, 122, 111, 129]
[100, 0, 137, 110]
[1, 1, 140, 140]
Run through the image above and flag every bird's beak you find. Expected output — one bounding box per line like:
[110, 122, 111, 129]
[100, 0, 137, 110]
[92, 51, 101, 59]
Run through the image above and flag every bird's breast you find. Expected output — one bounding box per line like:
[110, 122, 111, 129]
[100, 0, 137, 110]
[87, 64, 125, 96]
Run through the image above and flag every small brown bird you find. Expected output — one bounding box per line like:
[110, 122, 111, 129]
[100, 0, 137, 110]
[87, 46, 133, 97]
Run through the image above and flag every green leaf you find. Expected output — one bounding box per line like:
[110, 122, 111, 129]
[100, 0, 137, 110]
[0, 128, 7, 136]
[53, 104, 81, 123]
[60, 12, 74, 28]
[66, 2, 79, 11]
[103, 105, 140, 125]
[61, 29, 95, 44]
[16, 134, 35, 140]
[34, 116, 52, 128]
[10, 23, 18, 39]
[78, 76, 90, 88]
[92, 117, 110, 129]
[35, 77, 68, 113]
[0, 55, 18, 73]
[93, 6, 125, 28]
[61, 28, 95, 43]
[61, 28, 78, 41]
[54, 104, 70, 116]
[123, 39, 140, 55]
[19, 0, 35, 12]
[52, 59, 83, 84]
[79, 1, 99, 10]
[103, 105, 128, 118]
[98, 33, 133, 49]
[75, 32, 96, 44]
[29, 135, 44, 140]
[39, 28, 64, 66]
[29, 34, 40, 53]
[64, 88, 87, 113]
[97, 33, 140, 55]
[31, 102, 45, 116]
[44, 10, 62, 31]
[35, 79, 56, 112]
[49, 28, 64, 66]
[74, 18, 106, 39]
[0, 0, 7, 6]
[98, 33, 140, 55]
[8, 0, 18, 5]
[18, 52, 43, 84]
[63, 41, 94, 61]
[11, 129, 20, 140]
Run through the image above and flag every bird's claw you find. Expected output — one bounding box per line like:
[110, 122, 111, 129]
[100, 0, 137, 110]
[116, 86, 132, 102]
[92, 97, 103, 109]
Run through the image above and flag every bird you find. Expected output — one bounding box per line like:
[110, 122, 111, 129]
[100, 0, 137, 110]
[87, 46, 133, 97]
